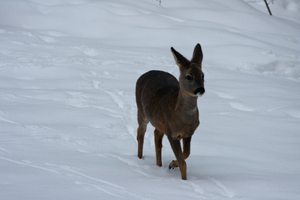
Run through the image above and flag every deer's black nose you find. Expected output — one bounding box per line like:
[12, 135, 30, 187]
[195, 87, 205, 96]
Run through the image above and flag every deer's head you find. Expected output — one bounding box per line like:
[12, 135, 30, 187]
[171, 43, 205, 97]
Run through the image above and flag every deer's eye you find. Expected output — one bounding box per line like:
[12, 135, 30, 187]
[185, 74, 193, 81]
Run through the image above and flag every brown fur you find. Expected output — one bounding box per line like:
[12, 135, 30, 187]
[135, 44, 205, 180]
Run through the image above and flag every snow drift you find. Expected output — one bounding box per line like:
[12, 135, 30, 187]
[0, 0, 300, 200]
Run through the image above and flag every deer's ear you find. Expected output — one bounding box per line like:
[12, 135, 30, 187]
[191, 43, 203, 64]
[171, 47, 190, 70]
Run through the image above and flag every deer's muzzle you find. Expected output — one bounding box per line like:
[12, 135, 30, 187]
[194, 87, 205, 96]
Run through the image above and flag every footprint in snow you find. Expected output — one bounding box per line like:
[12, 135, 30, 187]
[92, 80, 101, 89]
[75, 46, 99, 57]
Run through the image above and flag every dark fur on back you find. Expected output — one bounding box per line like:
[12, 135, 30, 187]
[136, 70, 179, 128]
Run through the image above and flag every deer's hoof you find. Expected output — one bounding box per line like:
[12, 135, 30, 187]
[168, 160, 179, 169]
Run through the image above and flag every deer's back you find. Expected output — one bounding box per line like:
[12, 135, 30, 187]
[136, 70, 179, 124]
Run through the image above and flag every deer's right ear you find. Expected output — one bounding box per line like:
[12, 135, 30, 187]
[191, 43, 203, 64]
[171, 47, 190, 70]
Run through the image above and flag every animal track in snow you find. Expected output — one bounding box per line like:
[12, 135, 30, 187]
[42, 162, 140, 199]
[92, 80, 101, 89]
[110, 154, 157, 179]
[0, 146, 10, 154]
[159, 14, 185, 22]
[0, 156, 59, 174]
[188, 182, 205, 197]
[39, 35, 57, 43]
[74, 46, 99, 57]
[214, 91, 235, 100]
[286, 110, 300, 119]
[229, 102, 254, 112]
[214, 91, 254, 112]
[209, 177, 236, 198]
[65, 91, 89, 108]
[105, 89, 137, 141]
[0, 111, 18, 124]
[105, 90, 125, 110]
[0, 115, 18, 124]
[41, 31, 67, 37]
[59, 165, 124, 190]
[74, 181, 123, 198]
[58, 164, 149, 200]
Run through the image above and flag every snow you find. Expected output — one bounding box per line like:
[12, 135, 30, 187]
[0, 0, 300, 199]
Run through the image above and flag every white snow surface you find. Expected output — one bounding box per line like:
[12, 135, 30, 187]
[0, 0, 300, 199]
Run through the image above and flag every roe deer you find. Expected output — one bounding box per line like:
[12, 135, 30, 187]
[135, 43, 205, 180]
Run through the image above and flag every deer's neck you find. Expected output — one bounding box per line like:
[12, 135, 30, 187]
[175, 89, 198, 115]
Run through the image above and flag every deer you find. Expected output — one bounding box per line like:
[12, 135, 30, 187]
[135, 43, 205, 180]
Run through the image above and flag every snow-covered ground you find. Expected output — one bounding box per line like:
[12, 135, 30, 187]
[0, 0, 300, 199]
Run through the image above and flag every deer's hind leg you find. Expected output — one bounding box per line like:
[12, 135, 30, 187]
[137, 110, 148, 159]
[154, 129, 164, 166]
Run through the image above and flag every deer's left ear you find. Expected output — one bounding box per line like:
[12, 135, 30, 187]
[171, 47, 190, 71]
[191, 43, 203, 65]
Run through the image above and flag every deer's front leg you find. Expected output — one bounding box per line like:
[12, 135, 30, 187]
[182, 136, 191, 159]
[169, 136, 192, 169]
[167, 135, 187, 180]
